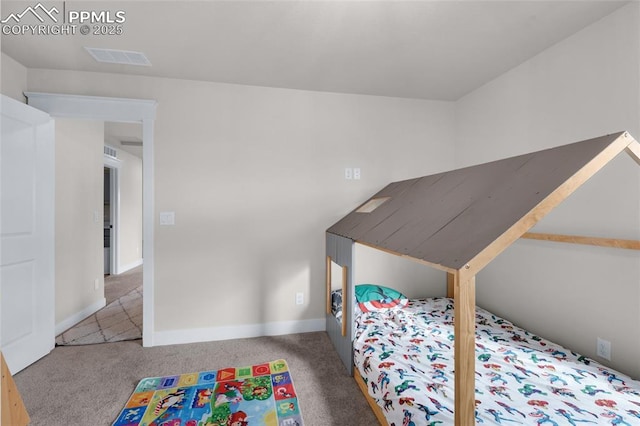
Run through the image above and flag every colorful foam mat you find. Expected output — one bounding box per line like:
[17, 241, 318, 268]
[113, 359, 303, 426]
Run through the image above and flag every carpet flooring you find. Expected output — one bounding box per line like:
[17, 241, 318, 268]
[14, 332, 378, 426]
[55, 285, 142, 345]
[56, 266, 143, 346]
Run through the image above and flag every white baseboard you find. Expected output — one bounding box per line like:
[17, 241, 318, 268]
[119, 258, 143, 274]
[152, 318, 326, 347]
[55, 297, 106, 335]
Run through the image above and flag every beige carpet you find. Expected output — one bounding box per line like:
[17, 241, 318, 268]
[56, 285, 142, 345]
[15, 332, 378, 426]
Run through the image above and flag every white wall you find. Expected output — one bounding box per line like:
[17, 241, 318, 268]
[55, 119, 106, 328]
[354, 243, 445, 299]
[1, 52, 27, 102]
[26, 69, 456, 340]
[455, 3, 640, 377]
[116, 148, 143, 272]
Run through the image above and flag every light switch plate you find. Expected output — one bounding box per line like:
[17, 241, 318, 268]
[159, 211, 175, 226]
[344, 168, 353, 180]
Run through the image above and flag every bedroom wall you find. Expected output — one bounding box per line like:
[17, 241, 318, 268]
[1, 52, 27, 103]
[117, 149, 144, 272]
[354, 243, 445, 299]
[55, 119, 106, 330]
[25, 68, 456, 342]
[455, 3, 640, 378]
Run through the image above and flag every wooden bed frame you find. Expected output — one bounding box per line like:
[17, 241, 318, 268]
[325, 132, 640, 426]
[353, 367, 388, 425]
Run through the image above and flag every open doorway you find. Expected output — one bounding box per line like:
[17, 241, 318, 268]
[102, 121, 144, 308]
[25, 92, 156, 347]
[55, 119, 145, 345]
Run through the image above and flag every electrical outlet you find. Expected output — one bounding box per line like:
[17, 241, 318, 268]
[94, 278, 100, 290]
[295, 292, 304, 305]
[596, 337, 611, 361]
[353, 168, 361, 180]
[344, 168, 353, 180]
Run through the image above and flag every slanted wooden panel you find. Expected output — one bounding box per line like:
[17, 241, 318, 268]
[328, 132, 632, 272]
[1, 352, 29, 426]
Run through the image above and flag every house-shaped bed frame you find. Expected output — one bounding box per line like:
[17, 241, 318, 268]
[325, 131, 640, 426]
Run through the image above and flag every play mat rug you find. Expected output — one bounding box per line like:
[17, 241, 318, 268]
[112, 359, 303, 426]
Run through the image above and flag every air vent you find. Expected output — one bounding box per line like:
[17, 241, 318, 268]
[85, 47, 151, 66]
[120, 140, 143, 146]
[104, 145, 117, 159]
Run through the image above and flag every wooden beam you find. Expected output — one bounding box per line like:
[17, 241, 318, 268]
[353, 368, 387, 426]
[454, 273, 476, 426]
[1, 352, 30, 426]
[447, 272, 455, 298]
[466, 131, 634, 278]
[522, 232, 640, 250]
[625, 139, 640, 166]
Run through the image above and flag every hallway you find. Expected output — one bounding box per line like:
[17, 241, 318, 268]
[56, 266, 142, 346]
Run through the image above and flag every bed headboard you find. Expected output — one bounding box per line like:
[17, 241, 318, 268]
[325, 232, 354, 374]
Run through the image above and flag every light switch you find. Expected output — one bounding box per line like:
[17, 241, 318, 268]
[344, 168, 353, 180]
[159, 211, 175, 225]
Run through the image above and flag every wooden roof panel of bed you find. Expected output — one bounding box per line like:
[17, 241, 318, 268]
[327, 131, 636, 272]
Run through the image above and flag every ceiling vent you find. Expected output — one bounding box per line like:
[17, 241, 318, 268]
[104, 145, 117, 159]
[85, 47, 151, 66]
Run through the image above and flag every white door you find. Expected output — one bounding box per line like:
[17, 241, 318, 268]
[0, 95, 55, 374]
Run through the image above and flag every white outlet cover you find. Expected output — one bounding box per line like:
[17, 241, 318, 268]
[596, 337, 611, 361]
[344, 168, 353, 180]
[353, 168, 361, 180]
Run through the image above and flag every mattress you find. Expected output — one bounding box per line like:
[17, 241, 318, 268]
[353, 297, 640, 425]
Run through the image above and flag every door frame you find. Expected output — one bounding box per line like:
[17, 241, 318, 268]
[25, 92, 157, 347]
[102, 159, 121, 275]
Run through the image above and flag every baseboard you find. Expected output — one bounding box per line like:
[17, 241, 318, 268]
[152, 318, 326, 347]
[55, 298, 106, 336]
[118, 258, 143, 274]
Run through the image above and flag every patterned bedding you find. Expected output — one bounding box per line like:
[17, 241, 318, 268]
[353, 297, 640, 425]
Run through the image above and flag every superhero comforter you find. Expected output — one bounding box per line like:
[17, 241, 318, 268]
[353, 297, 640, 425]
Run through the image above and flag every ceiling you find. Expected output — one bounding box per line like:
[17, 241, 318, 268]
[1, 1, 628, 151]
[1, 1, 627, 101]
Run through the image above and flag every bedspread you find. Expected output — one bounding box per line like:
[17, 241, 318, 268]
[353, 297, 640, 425]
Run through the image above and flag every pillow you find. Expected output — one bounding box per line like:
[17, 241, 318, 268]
[355, 284, 408, 312]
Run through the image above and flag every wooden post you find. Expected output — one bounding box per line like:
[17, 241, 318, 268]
[447, 272, 455, 298]
[454, 272, 476, 426]
[1, 352, 30, 426]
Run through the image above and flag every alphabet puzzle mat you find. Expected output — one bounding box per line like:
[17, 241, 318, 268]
[112, 359, 303, 426]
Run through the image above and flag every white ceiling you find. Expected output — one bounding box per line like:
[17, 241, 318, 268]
[1, 1, 628, 102]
